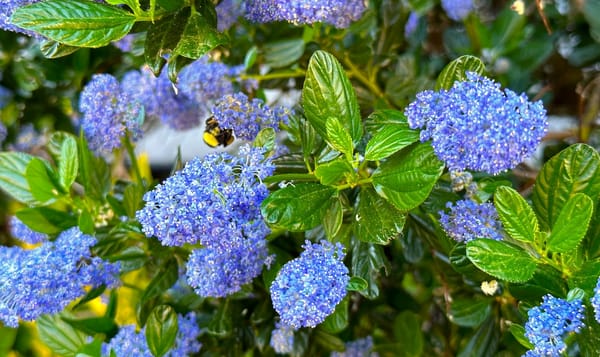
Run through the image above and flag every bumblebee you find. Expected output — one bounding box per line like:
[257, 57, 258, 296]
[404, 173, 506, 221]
[203, 117, 234, 147]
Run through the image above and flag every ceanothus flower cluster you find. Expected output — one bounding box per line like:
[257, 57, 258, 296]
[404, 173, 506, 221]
[592, 277, 600, 324]
[270, 322, 295, 354]
[0, 0, 41, 36]
[331, 336, 379, 357]
[211, 92, 291, 141]
[9, 216, 48, 244]
[101, 312, 202, 357]
[0, 227, 120, 327]
[244, 0, 367, 28]
[441, 0, 474, 21]
[524, 295, 585, 356]
[137, 145, 275, 297]
[79, 74, 143, 154]
[216, 0, 244, 32]
[404, 72, 547, 175]
[270, 240, 349, 329]
[439, 199, 503, 243]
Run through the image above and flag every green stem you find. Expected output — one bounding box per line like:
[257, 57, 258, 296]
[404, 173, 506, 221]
[336, 177, 372, 190]
[123, 132, 143, 186]
[241, 69, 306, 82]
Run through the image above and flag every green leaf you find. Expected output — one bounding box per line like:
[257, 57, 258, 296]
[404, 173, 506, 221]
[0, 152, 37, 205]
[509, 264, 567, 301]
[568, 259, 600, 294]
[354, 187, 406, 244]
[435, 55, 486, 91]
[172, 7, 228, 59]
[11, 0, 135, 48]
[320, 298, 348, 333]
[123, 183, 145, 219]
[466, 239, 536, 283]
[351, 240, 387, 299]
[448, 299, 491, 327]
[263, 39, 306, 68]
[108, 246, 147, 273]
[261, 183, 337, 231]
[146, 305, 178, 357]
[346, 276, 368, 291]
[371, 143, 444, 211]
[37, 314, 88, 357]
[456, 317, 499, 357]
[144, 9, 188, 74]
[207, 301, 232, 337]
[39, 39, 79, 58]
[532, 143, 600, 230]
[314, 158, 354, 186]
[78, 134, 110, 200]
[302, 50, 362, 144]
[393, 311, 424, 357]
[62, 315, 117, 336]
[325, 117, 354, 159]
[26, 157, 61, 204]
[16, 207, 77, 234]
[547, 193, 593, 253]
[58, 135, 79, 192]
[494, 186, 538, 243]
[253, 127, 277, 153]
[364, 110, 420, 161]
[323, 198, 343, 239]
[78, 209, 95, 234]
[141, 258, 179, 305]
[509, 324, 534, 349]
[47, 131, 73, 163]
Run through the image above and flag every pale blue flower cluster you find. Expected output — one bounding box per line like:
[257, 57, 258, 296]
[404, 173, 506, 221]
[137, 145, 274, 297]
[439, 199, 503, 242]
[0, 85, 12, 109]
[9, 216, 48, 244]
[0, 123, 6, 145]
[524, 295, 585, 356]
[0, 0, 40, 36]
[0, 227, 120, 327]
[331, 336, 379, 357]
[101, 312, 202, 357]
[244, 0, 367, 28]
[212, 92, 291, 141]
[592, 277, 600, 323]
[404, 12, 419, 38]
[270, 240, 349, 329]
[405, 72, 547, 175]
[121, 57, 255, 131]
[441, 0, 473, 21]
[216, 0, 244, 31]
[79, 74, 143, 154]
[270, 322, 295, 354]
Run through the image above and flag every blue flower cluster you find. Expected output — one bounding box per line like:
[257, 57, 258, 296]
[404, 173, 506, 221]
[137, 145, 275, 297]
[79, 74, 143, 154]
[216, 0, 244, 32]
[0, 227, 120, 327]
[0, 85, 12, 109]
[404, 72, 547, 175]
[9, 216, 48, 244]
[0, 123, 6, 145]
[0, 0, 41, 36]
[592, 277, 600, 323]
[331, 336, 379, 357]
[121, 57, 255, 131]
[270, 322, 295, 354]
[404, 12, 419, 38]
[524, 295, 585, 356]
[101, 312, 202, 357]
[212, 92, 291, 141]
[244, 0, 367, 28]
[441, 0, 474, 21]
[439, 199, 504, 242]
[270, 240, 349, 329]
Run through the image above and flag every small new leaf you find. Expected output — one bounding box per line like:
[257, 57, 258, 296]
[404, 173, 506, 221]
[325, 117, 354, 159]
[494, 186, 537, 243]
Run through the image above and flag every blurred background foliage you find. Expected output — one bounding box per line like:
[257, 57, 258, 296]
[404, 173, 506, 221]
[0, 0, 599, 356]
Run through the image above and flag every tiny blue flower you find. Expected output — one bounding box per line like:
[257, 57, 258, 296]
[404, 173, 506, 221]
[211, 92, 291, 141]
[9, 216, 48, 244]
[524, 294, 585, 356]
[101, 312, 202, 357]
[185, 226, 272, 298]
[331, 336, 379, 357]
[441, 0, 474, 21]
[244, 0, 367, 28]
[79, 74, 143, 154]
[591, 276, 600, 324]
[270, 240, 349, 329]
[405, 72, 548, 175]
[136, 144, 274, 249]
[0, 227, 120, 327]
[270, 322, 295, 354]
[439, 199, 504, 243]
